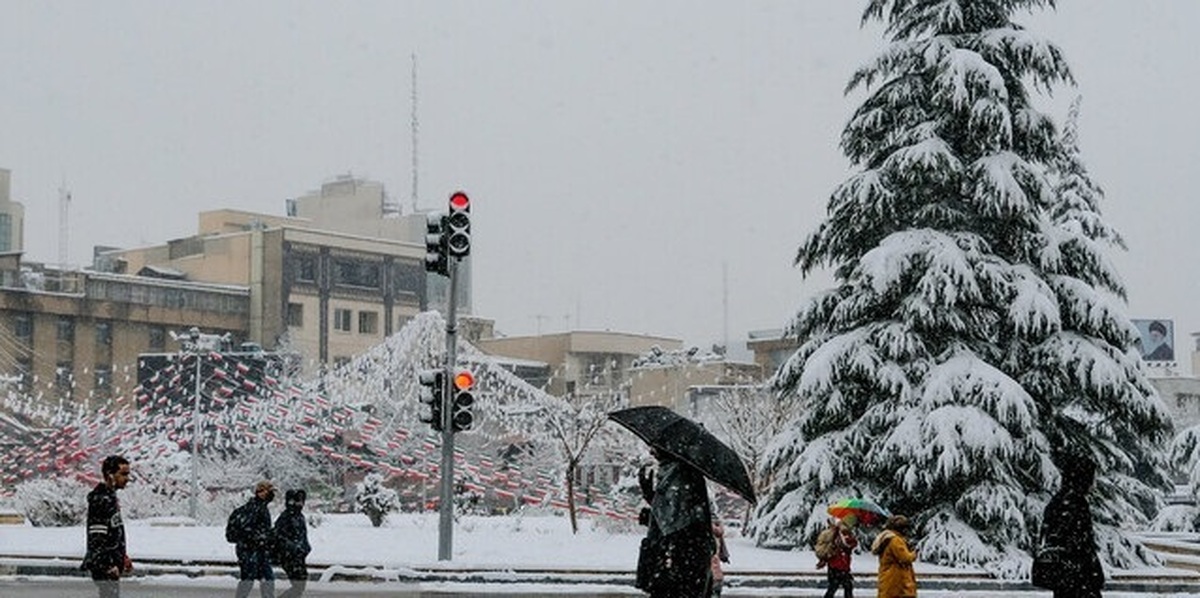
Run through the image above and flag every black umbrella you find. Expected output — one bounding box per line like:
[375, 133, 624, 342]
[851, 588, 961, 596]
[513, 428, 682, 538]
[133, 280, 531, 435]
[608, 405, 755, 504]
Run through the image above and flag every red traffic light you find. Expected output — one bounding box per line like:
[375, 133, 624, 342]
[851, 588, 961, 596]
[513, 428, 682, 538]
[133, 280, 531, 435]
[449, 191, 470, 211]
[453, 370, 474, 391]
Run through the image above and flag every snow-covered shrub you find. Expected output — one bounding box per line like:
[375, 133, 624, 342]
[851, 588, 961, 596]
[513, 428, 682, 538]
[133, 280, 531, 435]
[1150, 504, 1198, 532]
[354, 473, 398, 527]
[15, 477, 90, 527]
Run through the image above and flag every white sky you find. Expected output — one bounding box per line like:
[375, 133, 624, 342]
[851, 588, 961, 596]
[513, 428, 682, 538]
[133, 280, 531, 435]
[1, 1, 1197, 360]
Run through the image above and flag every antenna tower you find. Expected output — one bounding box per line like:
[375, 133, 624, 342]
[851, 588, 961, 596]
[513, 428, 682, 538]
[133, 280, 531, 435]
[410, 53, 420, 213]
[58, 183, 71, 267]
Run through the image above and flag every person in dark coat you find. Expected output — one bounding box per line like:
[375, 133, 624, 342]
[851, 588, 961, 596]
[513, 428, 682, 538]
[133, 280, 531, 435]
[81, 455, 132, 598]
[1036, 449, 1105, 598]
[273, 489, 311, 598]
[636, 449, 713, 598]
[235, 480, 277, 598]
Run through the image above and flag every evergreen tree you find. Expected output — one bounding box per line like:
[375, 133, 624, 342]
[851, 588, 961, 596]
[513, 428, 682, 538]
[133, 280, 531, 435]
[752, 0, 1171, 575]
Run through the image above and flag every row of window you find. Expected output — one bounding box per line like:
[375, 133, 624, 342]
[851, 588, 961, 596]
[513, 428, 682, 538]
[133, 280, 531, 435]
[10, 314, 167, 351]
[288, 304, 382, 335]
[12, 358, 113, 397]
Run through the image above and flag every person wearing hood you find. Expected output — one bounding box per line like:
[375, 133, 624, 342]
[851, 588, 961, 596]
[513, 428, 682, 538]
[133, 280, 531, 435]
[821, 514, 859, 598]
[871, 515, 916, 598]
[273, 489, 311, 598]
[1033, 449, 1105, 597]
[635, 448, 714, 597]
[233, 480, 277, 598]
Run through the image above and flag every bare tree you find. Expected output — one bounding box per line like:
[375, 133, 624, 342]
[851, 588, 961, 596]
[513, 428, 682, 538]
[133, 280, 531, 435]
[698, 386, 794, 520]
[541, 390, 625, 533]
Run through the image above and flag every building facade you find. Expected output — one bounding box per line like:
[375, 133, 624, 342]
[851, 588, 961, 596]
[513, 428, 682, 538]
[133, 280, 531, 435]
[0, 169, 25, 253]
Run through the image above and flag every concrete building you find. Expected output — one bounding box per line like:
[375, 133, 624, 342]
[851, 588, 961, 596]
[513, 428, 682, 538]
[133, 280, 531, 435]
[0, 169, 25, 253]
[475, 331, 682, 398]
[95, 175, 479, 371]
[0, 259, 249, 409]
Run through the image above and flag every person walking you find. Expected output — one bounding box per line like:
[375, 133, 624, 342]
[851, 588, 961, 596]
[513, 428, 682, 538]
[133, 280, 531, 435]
[81, 455, 133, 598]
[232, 480, 277, 598]
[1033, 449, 1105, 598]
[635, 449, 714, 597]
[273, 489, 311, 598]
[821, 514, 859, 598]
[871, 515, 916, 598]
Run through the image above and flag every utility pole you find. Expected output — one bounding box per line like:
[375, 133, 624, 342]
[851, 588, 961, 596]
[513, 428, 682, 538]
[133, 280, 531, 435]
[187, 327, 202, 520]
[438, 256, 459, 560]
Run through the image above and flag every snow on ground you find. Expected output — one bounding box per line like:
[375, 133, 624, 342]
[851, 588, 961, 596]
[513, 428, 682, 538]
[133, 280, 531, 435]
[2, 512, 1198, 596]
[0, 512, 973, 575]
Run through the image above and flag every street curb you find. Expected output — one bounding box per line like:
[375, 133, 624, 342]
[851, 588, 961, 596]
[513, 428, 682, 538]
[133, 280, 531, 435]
[2, 556, 1199, 594]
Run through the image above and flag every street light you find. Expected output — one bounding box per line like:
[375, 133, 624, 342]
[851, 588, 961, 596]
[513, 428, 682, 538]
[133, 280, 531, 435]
[188, 327, 201, 521]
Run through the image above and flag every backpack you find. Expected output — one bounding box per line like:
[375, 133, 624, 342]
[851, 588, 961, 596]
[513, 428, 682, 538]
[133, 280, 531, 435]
[814, 525, 838, 560]
[225, 503, 251, 544]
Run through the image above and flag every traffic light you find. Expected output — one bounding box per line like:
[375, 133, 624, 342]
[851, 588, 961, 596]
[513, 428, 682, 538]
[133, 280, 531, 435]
[446, 191, 471, 258]
[451, 369, 475, 432]
[417, 368, 444, 431]
[425, 212, 448, 276]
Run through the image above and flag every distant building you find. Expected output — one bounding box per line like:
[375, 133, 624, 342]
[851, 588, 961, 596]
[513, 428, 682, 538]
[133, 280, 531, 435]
[0, 169, 25, 253]
[475, 330, 682, 399]
[95, 174, 482, 373]
[0, 174, 484, 412]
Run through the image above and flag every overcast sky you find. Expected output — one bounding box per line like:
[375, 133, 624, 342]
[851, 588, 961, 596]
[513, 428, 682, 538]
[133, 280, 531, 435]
[2, 1, 1197, 365]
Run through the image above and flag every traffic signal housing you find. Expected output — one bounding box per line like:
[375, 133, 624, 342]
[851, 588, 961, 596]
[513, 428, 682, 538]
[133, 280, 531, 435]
[451, 369, 475, 432]
[446, 191, 471, 258]
[417, 368, 445, 431]
[425, 212, 448, 276]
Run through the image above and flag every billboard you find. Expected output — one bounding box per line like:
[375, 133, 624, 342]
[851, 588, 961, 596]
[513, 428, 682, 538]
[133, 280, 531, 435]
[1132, 318, 1175, 362]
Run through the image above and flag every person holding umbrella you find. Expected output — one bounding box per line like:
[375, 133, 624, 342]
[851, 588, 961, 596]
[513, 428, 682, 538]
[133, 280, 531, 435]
[636, 448, 714, 597]
[609, 406, 756, 598]
[816, 514, 858, 598]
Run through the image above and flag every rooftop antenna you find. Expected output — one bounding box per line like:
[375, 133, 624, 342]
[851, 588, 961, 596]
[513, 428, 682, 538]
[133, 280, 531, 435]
[410, 52, 420, 213]
[58, 181, 71, 268]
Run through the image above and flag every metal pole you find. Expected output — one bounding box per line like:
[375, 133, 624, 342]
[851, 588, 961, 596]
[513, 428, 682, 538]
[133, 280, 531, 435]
[438, 257, 460, 560]
[189, 335, 202, 520]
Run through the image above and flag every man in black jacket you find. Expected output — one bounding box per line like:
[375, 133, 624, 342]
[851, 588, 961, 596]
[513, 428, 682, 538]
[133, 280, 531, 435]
[235, 480, 277, 598]
[82, 455, 132, 598]
[273, 489, 311, 598]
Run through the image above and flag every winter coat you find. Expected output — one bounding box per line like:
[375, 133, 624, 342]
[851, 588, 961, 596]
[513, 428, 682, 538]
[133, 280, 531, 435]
[273, 506, 310, 573]
[638, 457, 713, 597]
[1038, 459, 1104, 597]
[235, 496, 275, 556]
[871, 529, 916, 598]
[81, 483, 127, 576]
[826, 522, 858, 572]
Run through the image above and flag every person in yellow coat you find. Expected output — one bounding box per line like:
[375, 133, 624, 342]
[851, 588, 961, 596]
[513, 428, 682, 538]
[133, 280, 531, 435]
[871, 515, 917, 598]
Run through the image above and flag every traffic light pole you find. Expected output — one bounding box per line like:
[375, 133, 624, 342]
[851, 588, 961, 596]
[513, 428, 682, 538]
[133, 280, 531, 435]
[437, 256, 460, 561]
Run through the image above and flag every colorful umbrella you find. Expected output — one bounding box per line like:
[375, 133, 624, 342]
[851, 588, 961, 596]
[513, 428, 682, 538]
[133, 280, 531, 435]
[827, 497, 890, 526]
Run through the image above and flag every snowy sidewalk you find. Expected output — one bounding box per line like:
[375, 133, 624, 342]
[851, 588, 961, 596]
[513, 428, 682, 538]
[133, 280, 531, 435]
[1, 513, 1197, 594]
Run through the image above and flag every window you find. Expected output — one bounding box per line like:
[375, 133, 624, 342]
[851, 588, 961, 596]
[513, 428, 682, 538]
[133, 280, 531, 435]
[13, 313, 32, 340]
[149, 326, 166, 350]
[57, 317, 74, 342]
[94, 366, 112, 395]
[296, 255, 317, 282]
[55, 361, 73, 395]
[333, 356, 351, 368]
[334, 259, 381, 288]
[287, 303, 304, 328]
[16, 358, 31, 393]
[0, 213, 11, 252]
[96, 321, 112, 346]
[333, 308, 352, 332]
[358, 311, 378, 335]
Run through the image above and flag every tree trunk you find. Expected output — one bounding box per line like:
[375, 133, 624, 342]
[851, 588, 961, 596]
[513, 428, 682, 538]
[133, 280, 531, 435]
[566, 460, 578, 534]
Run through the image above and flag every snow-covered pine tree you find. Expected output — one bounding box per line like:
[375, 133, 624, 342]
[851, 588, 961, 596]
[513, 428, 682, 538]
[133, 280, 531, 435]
[752, 0, 1171, 576]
